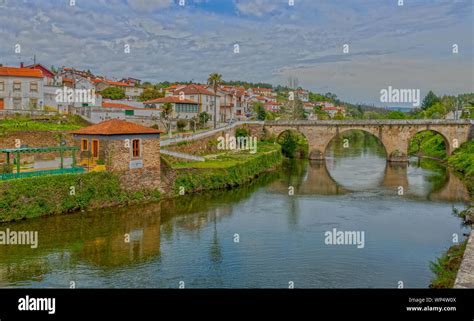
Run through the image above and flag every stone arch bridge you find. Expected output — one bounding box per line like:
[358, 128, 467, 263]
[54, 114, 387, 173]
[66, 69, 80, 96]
[260, 120, 472, 162]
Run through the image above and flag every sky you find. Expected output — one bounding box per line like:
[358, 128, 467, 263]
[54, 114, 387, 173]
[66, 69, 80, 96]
[0, 0, 473, 106]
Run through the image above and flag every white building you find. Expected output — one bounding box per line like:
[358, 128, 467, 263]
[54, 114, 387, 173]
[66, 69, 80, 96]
[0, 66, 44, 110]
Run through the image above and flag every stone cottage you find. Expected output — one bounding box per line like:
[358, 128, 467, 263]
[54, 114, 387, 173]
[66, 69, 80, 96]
[71, 119, 164, 191]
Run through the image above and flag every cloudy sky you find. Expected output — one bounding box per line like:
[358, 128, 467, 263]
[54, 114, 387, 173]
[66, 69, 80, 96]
[0, 0, 472, 106]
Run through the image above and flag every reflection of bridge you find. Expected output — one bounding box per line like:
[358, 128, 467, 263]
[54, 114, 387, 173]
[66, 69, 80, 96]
[262, 120, 471, 162]
[268, 160, 469, 202]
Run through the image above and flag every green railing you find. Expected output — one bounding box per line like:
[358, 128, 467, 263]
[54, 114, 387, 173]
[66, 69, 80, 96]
[0, 167, 86, 181]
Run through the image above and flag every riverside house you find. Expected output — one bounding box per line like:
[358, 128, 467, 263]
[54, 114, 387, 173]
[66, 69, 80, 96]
[71, 119, 164, 191]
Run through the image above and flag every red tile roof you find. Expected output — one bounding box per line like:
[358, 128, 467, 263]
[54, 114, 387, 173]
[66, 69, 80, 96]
[144, 96, 198, 104]
[0, 67, 43, 78]
[71, 119, 164, 135]
[172, 84, 215, 96]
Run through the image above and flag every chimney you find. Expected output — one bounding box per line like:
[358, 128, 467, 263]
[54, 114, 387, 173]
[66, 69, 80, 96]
[20, 62, 24, 68]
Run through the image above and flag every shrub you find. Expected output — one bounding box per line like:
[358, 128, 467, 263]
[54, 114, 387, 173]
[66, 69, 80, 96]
[177, 119, 187, 132]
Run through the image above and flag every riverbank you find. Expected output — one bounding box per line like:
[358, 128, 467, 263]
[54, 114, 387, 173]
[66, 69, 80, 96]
[0, 142, 282, 223]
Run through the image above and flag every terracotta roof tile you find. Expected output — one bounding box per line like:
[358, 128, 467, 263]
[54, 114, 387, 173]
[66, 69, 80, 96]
[0, 67, 43, 78]
[71, 119, 164, 135]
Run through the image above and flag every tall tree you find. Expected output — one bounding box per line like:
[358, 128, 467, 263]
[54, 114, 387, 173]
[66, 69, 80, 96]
[421, 90, 440, 110]
[207, 73, 222, 129]
[161, 102, 173, 134]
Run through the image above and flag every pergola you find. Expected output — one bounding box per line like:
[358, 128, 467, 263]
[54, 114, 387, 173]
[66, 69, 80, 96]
[0, 146, 85, 180]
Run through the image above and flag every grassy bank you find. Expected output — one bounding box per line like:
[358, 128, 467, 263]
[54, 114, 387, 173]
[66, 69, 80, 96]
[0, 115, 87, 134]
[171, 142, 282, 195]
[429, 238, 468, 288]
[0, 171, 160, 222]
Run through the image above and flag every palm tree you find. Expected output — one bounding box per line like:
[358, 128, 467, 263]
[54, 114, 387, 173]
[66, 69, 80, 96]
[207, 73, 222, 129]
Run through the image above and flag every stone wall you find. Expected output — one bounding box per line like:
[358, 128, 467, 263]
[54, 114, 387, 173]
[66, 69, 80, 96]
[101, 138, 161, 192]
[0, 131, 76, 163]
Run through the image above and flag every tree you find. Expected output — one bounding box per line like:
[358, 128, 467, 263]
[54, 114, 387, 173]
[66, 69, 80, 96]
[100, 87, 125, 100]
[198, 112, 211, 128]
[363, 111, 383, 119]
[177, 119, 187, 132]
[333, 111, 345, 120]
[252, 102, 266, 121]
[161, 102, 173, 132]
[292, 99, 306, 120]
[139, 88, 164, 102]
[387, 110, 407, 119]
[425, 102, 447, 119]
[421, 90, 440, 110]
[207, 73, 222, 129]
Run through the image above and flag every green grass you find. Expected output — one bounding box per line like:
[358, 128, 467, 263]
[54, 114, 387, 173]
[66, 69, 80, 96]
[172, 143, 282, 195]
[170, 141, 280, 169]
[429, 239, 468, 288]
[0, 115, 86, 134]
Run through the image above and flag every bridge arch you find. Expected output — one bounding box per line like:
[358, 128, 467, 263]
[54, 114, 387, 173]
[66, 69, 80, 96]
[408, 129, 451, 157]
[322, 128, 388, 158]
[275, 129, 309, 158]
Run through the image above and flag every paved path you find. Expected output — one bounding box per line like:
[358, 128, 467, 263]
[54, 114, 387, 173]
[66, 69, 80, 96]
[160, 121, 263, 147]
[160, 149, 205, 162]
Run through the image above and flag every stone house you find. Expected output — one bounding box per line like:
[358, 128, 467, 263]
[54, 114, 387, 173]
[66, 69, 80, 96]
[71, 119, 164, 191]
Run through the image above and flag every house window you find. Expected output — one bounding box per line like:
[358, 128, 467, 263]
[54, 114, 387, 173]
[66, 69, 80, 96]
[13, 98, 22, 109]
[0, 81, 4, 91]
[30, 82, 38, 93]
[30, 99, 38, 109]
[132, 139, 140, 158]
[13, 82, 21, 92]
[81, 139, 88, 151]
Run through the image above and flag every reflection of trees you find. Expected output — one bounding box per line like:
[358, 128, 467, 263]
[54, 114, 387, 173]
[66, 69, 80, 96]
[267, 159, 348, 196]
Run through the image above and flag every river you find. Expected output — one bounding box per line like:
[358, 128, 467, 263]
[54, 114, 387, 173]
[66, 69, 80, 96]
[0, 132, 470, 288]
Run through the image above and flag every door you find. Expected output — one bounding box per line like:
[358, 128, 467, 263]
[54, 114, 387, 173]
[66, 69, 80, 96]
[92, 139, 99, 159]
[0, 99, 4, 110]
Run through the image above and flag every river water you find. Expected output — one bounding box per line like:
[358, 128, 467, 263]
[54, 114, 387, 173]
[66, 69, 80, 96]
[0, 132, 470, 288]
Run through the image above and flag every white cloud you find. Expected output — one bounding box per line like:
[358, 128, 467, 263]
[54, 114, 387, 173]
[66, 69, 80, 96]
[127, 0, 173, 12]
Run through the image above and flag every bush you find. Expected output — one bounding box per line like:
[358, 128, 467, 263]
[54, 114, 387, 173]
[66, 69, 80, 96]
[177, 119, 187, 132]
[235, 127, 249, 138]
[1, 163, 13, 174]
[277, 130, 308, 158]
[173, 148, 282, 195]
